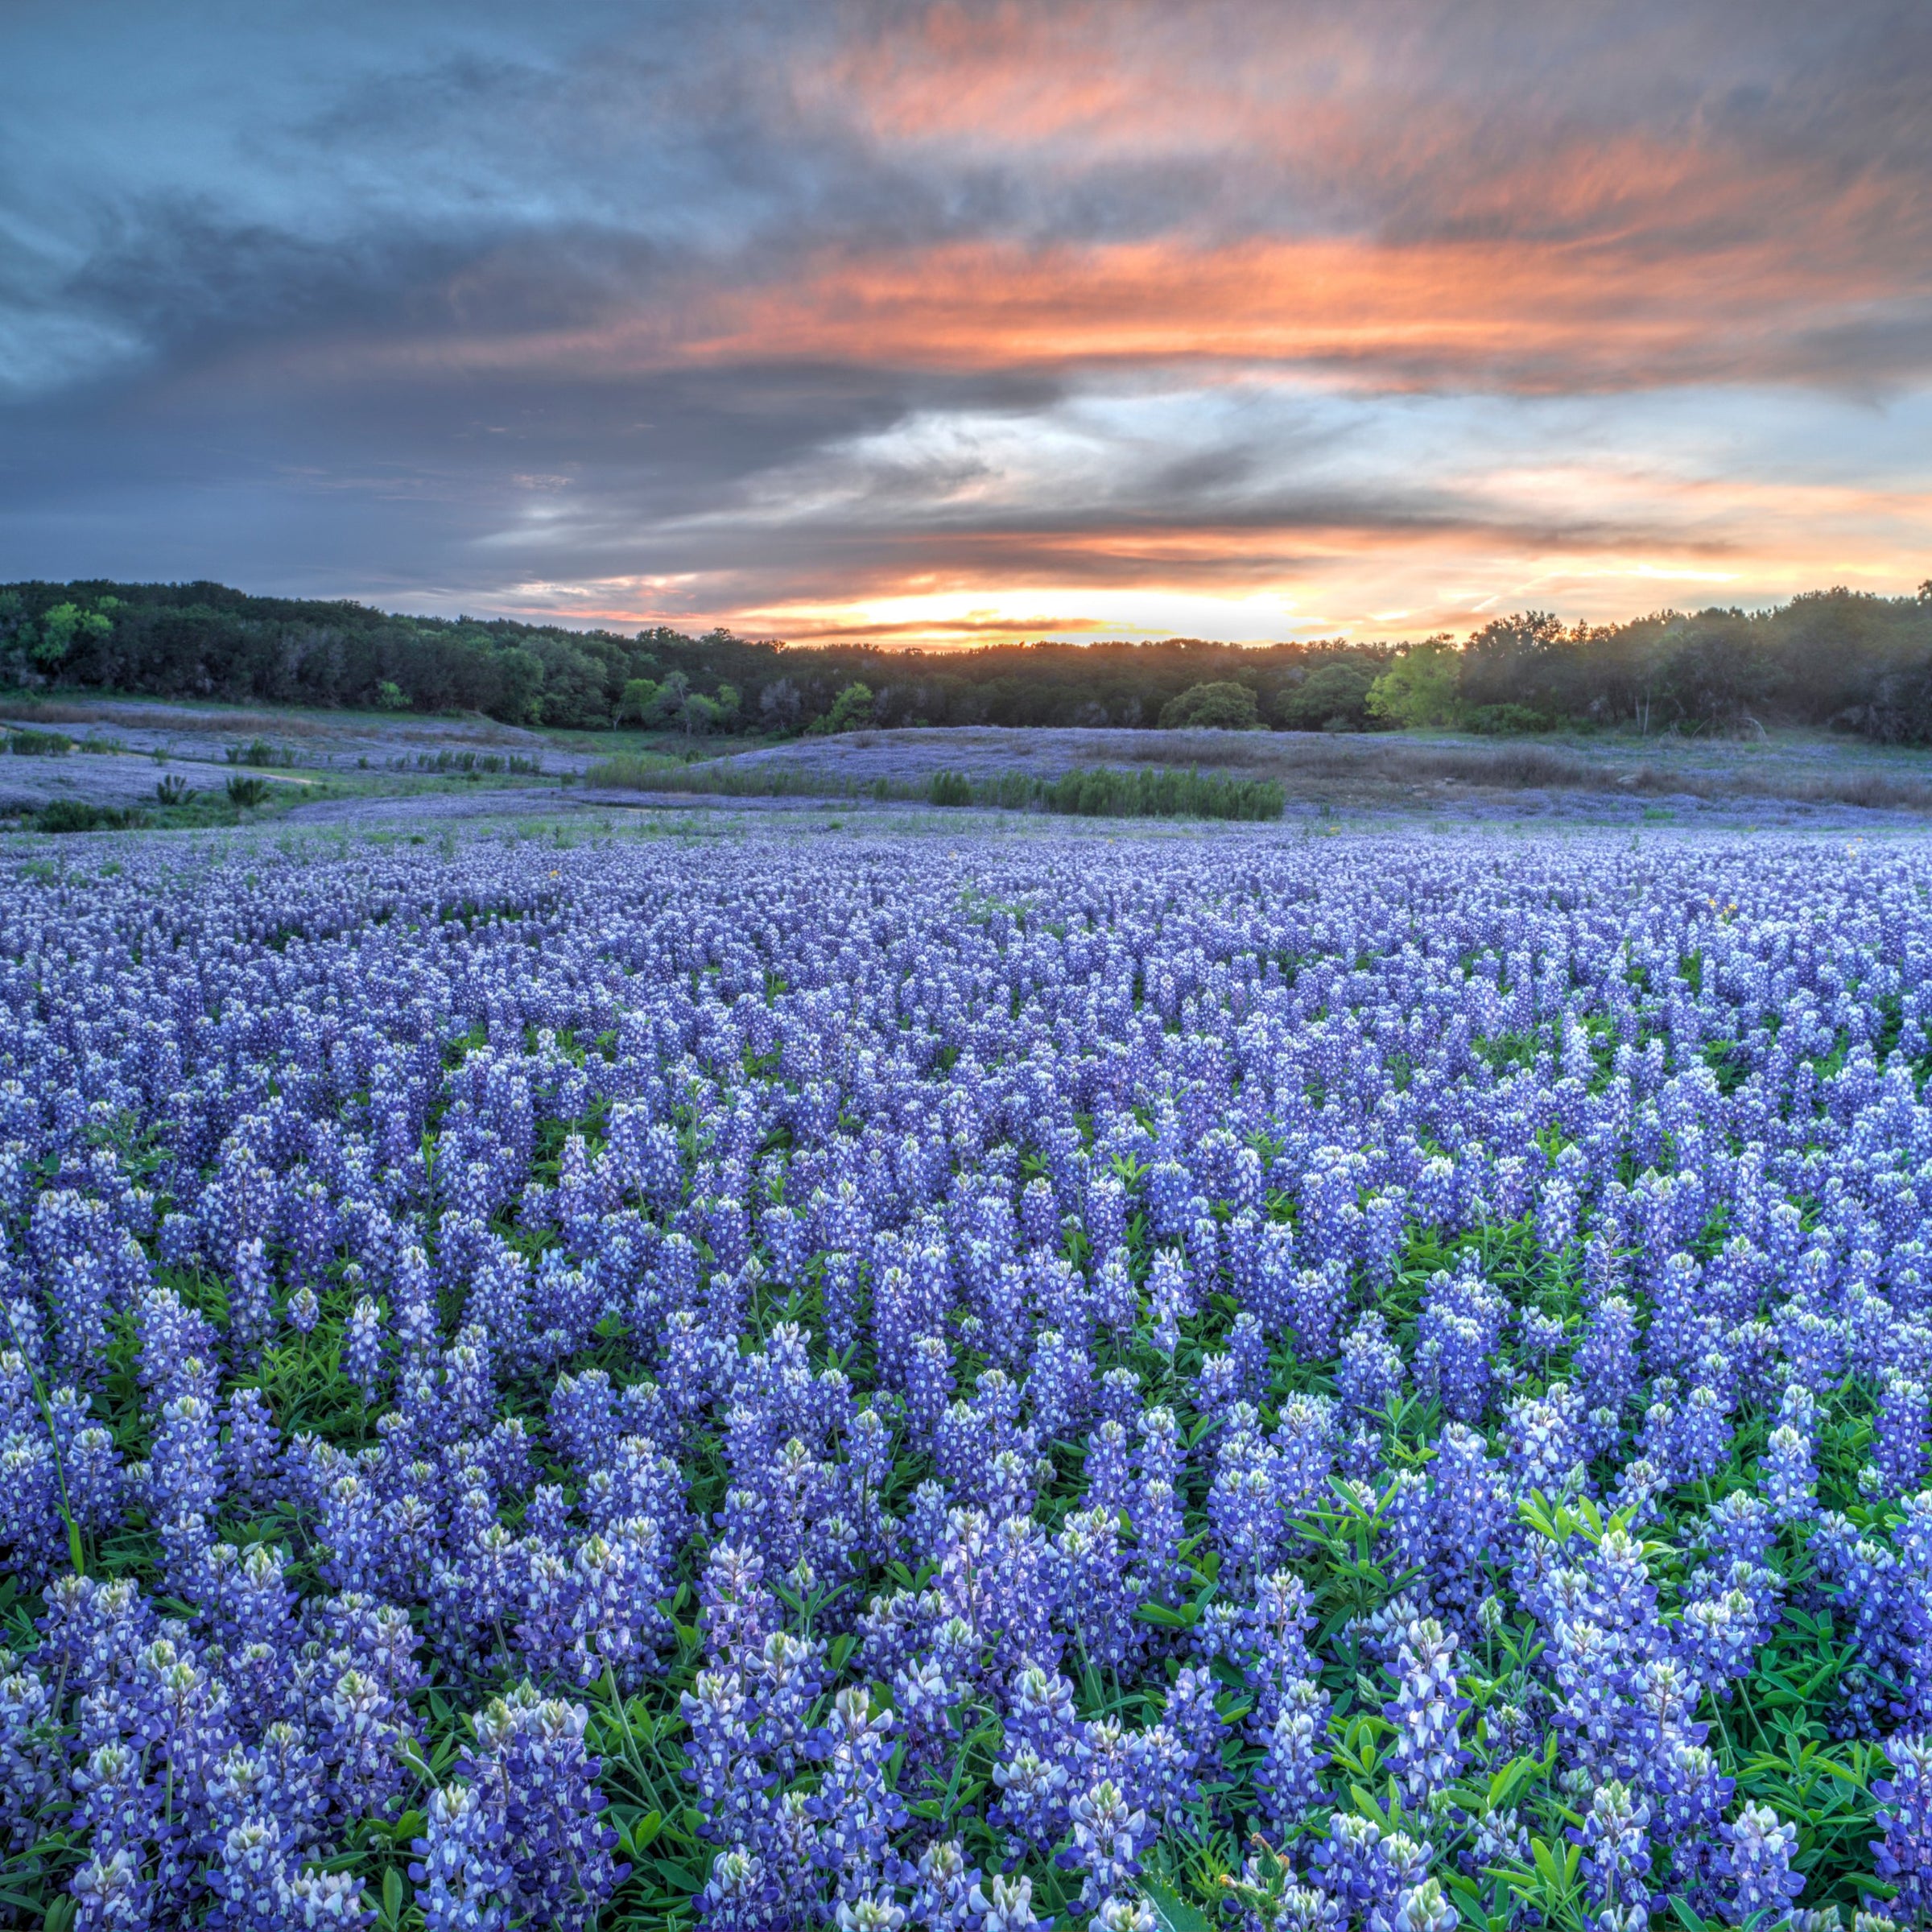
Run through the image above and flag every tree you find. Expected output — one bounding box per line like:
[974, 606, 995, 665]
[1364, 638, 1459, 729]
[680, 693, 722, 736]
[645, 671, 690, 729]
[617, 677, 660, 724]
[1276, 659, 1379, 731]
[1459, 611, 1567, 713]
[491, 647, 545, 726]
[809, 682, 876, 735]
[1158, 680, 1262, 729]
[759, 677, 803, 733]
[31, 601, 111, 669]
[1657, 616, 1776, 733]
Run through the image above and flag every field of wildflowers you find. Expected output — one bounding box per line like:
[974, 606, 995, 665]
[1, 827, 1930, 1932]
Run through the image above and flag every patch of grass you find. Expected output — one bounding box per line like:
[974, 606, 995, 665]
[226, 737, 293, 766]
[6, 727, 75, 756]
[393, 748, 546, 774]
[1038, 765, 1285, 819]
[597, 758, 1284, 820]
[31, 799, 147, 833]
[587, 754, 837, 796]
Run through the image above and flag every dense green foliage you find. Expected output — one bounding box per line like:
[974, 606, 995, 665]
[1034, 766, 1284, 819]
[7, 578, 1932, 742]
[585, 756, 1286, 819]
[1159, 682, 1265, 731]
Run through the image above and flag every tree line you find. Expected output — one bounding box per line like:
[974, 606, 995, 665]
[4, 576, 1932, 741]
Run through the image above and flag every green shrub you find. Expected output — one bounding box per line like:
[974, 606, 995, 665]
[1158, 680, 1263, 730]
[584, 756, 1282, 819]
[1463, 703, 1549, 735]
[807, 683, 876, 736]
[32, 800, 144, 833]
[155, 775, 194, 805]
[1275, 659, 1380, 731]
[225, 775, 271, 807]
[6, 728, 74, 756]
[1365, 638, 1462, 729]
[1042, 766, 1284, 820]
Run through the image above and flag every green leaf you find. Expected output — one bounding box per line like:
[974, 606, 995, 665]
[382, 1868, 405, 1926]
[1136, 1602, 1192, 1628]
[1141, 1877, 1212, 1932]
[1530, 1836, 1570, 1892]
[1487, 1755, 1534, 1811]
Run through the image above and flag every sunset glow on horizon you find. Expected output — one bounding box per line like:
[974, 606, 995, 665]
[3, 1, 1930, 643]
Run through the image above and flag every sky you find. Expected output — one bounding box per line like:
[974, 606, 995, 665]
[2, 1, 1930, 648]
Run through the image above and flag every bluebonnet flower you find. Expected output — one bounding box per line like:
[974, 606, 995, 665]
[1060, 1777, 1151, 1908]
[909, 1837, 980, 1932]
[1309, 1814, 1430, 1924]
[1162, 1666, 1225, 1777]
[1089, 1898, 1158, 1932]
[12, 809, 1932, 1914]
[463, 1685, 624, 1932]
[1507, 1382, 1586, 1494]
[964, 1872, 1050, 1932]
[1210, 1410, 1291, 1580]
[1649, 1737, 1734, 1909]
[1090, 1251, 1138, 1341]
[1572, 1780, 1652, 1918]
[1716, 1801, 1803, 1926]
[1674, 1385, 1733, 1486]
[1255, 1692, 1330, 1835]
[1147, 1248, 1196, 1356]
[1383, 1618, 1469, 1802]
[1056, 1506, 1141, 1666]
[807, 1686, 907, 1907]
[1872, 1377, 1928, 1498]
[1574, 1295, 1641, 1456]
[71, 1846, 148, 1930]
[1425, 1422, 1511, 1617]
[0, 1657, 56, 1854]
[681, 1668, 770, 1852]
[1680, 1588, 1769, 1698]
[1337, 1311, 1404, 1425]
[993, 1673, 1076, 1855]
[1414, 1267, 1505, 1424]
[696, 1846, 782, 1930]
[320, 1663, 406, 1824]
[1028, 1328, 1094, 1443]
[0, 1433, 65, 1584]
[1871, 1734, 1932, 1922]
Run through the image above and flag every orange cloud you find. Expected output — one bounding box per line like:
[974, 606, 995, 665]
[341, 213, 1923, 402]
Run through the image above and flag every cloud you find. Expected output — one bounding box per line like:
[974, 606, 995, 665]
[0, 0, 1929, 642]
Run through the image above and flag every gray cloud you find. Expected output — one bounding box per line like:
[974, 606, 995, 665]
[1, 0, 1929, 629]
